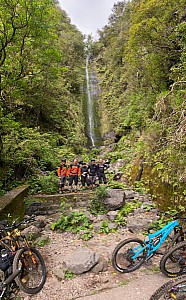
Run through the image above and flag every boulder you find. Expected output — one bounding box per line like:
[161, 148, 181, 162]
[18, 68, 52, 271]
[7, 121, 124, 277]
[21, 225, 41, 240]
[90, 257, 108, 273]
[126, 211, 159, 233]
[107, 211, 118, 221]
[103, 189, 125, 210]
[63, 248, 100, 275]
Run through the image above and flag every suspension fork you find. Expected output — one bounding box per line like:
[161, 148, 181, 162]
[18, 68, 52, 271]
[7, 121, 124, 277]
[22, 237, 38, 267]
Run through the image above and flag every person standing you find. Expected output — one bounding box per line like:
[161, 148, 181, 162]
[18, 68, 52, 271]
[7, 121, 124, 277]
[80, 162, 89, 189]
[88, 159, 98, 189]
[57, 159, 68, 194]
[97, 158, 108, 184]
[67, 158, 81, 192]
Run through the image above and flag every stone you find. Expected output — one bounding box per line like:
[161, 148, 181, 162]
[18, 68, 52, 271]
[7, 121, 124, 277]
[103, 189, 125, 210]
[108, 222, 118, 231]
[63, 248, 100, 275]
[124, 190, 136, 200]
[107, 211, 118, 221]
[90, 257, 108, 273]
[21, 225, 41, 240]
[0, 186, 29, 220]
[109, 159, 126, 174]
[126, 212, 159, 233]
[53, 267, 66, 280]
[93, 222, 106, 233]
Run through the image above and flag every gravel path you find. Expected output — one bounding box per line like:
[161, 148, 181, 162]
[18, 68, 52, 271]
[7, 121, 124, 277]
[79, 273, 169, 300]
[17, 222, 170, 300]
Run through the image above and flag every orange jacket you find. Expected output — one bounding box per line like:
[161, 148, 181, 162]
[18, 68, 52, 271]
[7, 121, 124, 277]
[67, 164, 81, 176]
[57, 165, 68, 177]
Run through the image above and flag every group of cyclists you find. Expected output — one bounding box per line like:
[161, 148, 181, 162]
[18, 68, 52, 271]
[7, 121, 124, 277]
[57, 158, 110, 193]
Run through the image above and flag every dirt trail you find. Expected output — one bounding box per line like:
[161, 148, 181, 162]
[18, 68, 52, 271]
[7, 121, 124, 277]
[79, 273, 169, 300]
[19, 227, 170, 300]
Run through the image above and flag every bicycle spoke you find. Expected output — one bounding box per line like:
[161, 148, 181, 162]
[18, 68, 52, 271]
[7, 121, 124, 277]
[13, 247, 46, 294]
[112, 238, 146, 273]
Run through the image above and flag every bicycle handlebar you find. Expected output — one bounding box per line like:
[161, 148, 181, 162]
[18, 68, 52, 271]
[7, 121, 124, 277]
[0, 215, 36, 232]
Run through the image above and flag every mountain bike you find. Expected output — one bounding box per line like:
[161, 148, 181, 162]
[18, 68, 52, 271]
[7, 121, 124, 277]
[0, 215, 46, 296]
[0, 265, 21, 299]
[112, 216, 186, 273]
[160, 240, 186, 277]
[150, 274, 186, 299]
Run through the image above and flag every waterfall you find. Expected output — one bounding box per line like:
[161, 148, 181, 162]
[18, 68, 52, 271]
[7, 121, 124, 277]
[84, 50, 102, 148]
[85, 55, 95, 147]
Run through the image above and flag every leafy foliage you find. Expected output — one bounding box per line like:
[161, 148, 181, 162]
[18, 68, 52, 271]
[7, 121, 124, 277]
[0, 0, 86, 192]
[51, 211, 93, 241]
[115, 201, 142, 226]
[99, 220, 116, 234]
[89, 186, 109, 215]
[93, 0, 186, 209]
[148, 206, 185, 230]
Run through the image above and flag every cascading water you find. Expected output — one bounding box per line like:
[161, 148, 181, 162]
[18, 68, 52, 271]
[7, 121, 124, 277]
[84, 54, 102, 148]
[85, 55, 95, 147]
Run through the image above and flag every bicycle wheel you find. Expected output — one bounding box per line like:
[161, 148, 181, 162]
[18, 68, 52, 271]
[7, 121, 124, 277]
[160, 241, 186, 277]
[150, 275, 186, 299]
[12, 247, 46, 294]
[170, 231, 186, 247]
[112, 238, 147, 273]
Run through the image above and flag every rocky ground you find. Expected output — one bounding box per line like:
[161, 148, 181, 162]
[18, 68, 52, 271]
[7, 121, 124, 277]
[18, 225, 168, 300]
[14, 188, 170, 300]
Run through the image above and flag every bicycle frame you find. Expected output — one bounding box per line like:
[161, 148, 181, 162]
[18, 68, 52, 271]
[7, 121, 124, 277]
[0, 215, 46, 297]
[131, 219, 179, 260]
[0, 268, 21, 300]
[0, 216, 37, 274]
[0, 228, 30, 253]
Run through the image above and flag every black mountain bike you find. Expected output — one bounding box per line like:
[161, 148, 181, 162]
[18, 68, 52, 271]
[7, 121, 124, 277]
[150, 275, 186, 300]
[0, 216, 46, 298]
[160, 240, 186, 277]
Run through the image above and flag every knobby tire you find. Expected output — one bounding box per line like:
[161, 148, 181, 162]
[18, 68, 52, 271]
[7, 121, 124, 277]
[112, 238, 147, 273]
[12, 247, 46, 294]
[160, 241, 186, 277]
[150, 275, 186, 300]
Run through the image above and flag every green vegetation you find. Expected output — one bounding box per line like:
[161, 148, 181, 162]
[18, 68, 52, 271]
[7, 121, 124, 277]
[0, 0, 85, 195]
[0, 0, 185, 214]
[28, 172, 59, 195]
[147, 206, 185, 231]
[93, 0, 186, 210]
[115, 201, 142, 226]
[51, 211, 93, 241]
[99, 220, 116, 234]
[108, 181, 127, 190]
[89, 186, 108, 215]
[36, 237, 50, 247]
[64, 270, 75, 280]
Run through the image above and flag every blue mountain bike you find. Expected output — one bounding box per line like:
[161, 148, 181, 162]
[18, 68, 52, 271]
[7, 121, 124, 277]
[112, 216, 186, 273]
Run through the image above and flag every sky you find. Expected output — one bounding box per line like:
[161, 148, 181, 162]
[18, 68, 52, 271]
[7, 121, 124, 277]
[58, 0, 117, 38]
